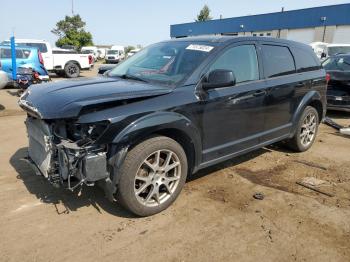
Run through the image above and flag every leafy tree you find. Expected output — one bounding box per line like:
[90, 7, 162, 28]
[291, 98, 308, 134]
[51, 15, 93, 49]
[196, 5, 212, 22]
[124, 45, 135, 54]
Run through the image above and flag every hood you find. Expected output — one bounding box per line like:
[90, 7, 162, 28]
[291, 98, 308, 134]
[19, 76, 172, 119]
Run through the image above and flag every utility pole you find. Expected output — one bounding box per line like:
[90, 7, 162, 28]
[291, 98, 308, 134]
[71, 0, 74, 15]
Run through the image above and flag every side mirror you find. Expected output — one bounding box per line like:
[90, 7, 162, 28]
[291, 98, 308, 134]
[202, 69, 236, 90]
[321, 52, 326, 59]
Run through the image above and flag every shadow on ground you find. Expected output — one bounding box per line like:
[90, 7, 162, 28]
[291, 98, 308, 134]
[11, 146, 278, 217]
[10, 147, 135, 218]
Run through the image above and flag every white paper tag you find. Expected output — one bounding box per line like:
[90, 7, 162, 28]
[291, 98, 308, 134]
[335, 96, 343, 101]
[186, 44, 214, 52]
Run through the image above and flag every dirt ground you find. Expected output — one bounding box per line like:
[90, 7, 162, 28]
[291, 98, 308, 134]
[1, 66, 350, 262]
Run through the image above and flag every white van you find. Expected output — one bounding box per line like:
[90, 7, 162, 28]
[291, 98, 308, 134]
[81, 46, 98, 61]
[106, 45, 125, 64]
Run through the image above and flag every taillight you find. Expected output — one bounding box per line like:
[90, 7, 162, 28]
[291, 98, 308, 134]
[326, 73, 331, 83]
[88, 55, 93, 64]
[38, 51, 44, 65]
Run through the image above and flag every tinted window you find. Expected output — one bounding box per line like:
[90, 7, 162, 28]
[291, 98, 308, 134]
[0, 48, 26, 59]
[209, 45, 259, 83]
[262, 45, 295, 78]
[292, 47, 320, 72]
[322, 56, 350, 71]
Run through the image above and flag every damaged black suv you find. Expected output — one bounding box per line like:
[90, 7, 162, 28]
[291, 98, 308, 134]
[19, 36, 327, 216]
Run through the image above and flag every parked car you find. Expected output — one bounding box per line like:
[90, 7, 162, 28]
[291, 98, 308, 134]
[322, 54, 350, 112]
[127, 48, 140, 58]
[105, 45, 125, 63]
[0, 45, 49, 82]
[2, 39, 93, 78]
[0, 70, 8, 89]
[97, 64, 116, 75]
[319, 44, 350, 60]
[19, 36, 326, 216]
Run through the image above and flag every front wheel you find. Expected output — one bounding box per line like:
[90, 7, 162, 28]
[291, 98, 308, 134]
[286, 106, 319, 152]
[116, 136, 188, 216]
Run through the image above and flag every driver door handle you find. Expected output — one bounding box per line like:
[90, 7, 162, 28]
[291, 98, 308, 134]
[253, 90, 267, 97]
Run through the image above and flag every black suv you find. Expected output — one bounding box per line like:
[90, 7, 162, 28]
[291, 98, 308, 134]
[19, 36, 327, 216]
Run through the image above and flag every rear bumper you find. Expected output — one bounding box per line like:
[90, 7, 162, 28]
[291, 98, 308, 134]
[327, 95, 350, 112]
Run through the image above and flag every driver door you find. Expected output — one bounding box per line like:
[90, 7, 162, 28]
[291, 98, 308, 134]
[201, 43, 267, 164]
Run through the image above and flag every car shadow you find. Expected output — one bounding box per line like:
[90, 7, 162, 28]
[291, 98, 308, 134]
[10, 147, 136, 218]
[326, 110, 350, 120]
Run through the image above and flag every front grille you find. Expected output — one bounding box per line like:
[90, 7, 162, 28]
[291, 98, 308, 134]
[107, 57, 115, 59]
[25, 117, 53, 177]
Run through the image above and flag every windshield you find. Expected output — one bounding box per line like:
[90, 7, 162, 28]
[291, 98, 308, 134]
[82, 50, 94, 54]
[107, 50, 119, 54]
[323, 56, 350, 71]
[109, 41, 215, 86]
[328, 46, 350, 56]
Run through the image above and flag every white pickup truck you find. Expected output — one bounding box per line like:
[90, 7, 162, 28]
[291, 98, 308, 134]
[4, 39, 93, 78]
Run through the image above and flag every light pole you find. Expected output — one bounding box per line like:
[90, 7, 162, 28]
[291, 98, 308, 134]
[321, 16, 327, 42]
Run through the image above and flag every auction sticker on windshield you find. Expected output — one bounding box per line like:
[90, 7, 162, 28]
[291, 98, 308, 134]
[186, 44, 214, 52]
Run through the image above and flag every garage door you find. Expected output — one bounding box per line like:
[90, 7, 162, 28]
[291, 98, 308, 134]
[333, 26, 350, 44]
[287, 28, 315, 44]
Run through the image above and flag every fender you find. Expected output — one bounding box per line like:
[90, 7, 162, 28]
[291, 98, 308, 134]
[290, 90, 323, 137]
[112, 111, 202, 171]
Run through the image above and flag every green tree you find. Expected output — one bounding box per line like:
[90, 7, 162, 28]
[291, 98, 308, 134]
[124, 45, 135, 54]
[51, 15, 93, 49]
[196, 5, 212, 22]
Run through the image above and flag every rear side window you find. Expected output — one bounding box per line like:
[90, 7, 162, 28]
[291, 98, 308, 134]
[262, 45, 295, 78]
[209, 45, 259, 83]
[0, 48, 26, 59]
[292, 47, 320, 72]
[21, 43, 48, 53]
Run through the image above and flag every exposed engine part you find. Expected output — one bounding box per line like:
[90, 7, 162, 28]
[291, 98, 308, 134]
[25, 116, 109, 191]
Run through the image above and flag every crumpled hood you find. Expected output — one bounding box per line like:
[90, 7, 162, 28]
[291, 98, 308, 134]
[19, 76, 172, 119]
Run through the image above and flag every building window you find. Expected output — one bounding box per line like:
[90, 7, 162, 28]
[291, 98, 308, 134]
[259, 33, 264, 36]
[267, 32, 271, 36]
[253, 33, 257, 36]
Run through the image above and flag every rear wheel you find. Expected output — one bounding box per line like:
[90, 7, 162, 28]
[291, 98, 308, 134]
[116, 136, 188, 216]
[64, 62, 80, 78]
[286, 106, 319, 152]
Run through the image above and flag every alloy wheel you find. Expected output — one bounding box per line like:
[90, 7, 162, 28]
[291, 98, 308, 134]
[134, 149, 181, 207]
[300, 112, 317, 147]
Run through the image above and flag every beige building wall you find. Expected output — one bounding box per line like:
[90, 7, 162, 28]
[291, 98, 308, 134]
[279, 29, 288, 39]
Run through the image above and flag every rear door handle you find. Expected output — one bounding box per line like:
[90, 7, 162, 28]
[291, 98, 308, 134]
[296, 82, 305, 88]
[253, 90, 267, 97]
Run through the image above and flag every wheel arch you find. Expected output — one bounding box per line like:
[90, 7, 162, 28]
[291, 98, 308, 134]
[64, 60, 81, 69]
[111, 112, 202, 175]
[290, 90, 324, 137]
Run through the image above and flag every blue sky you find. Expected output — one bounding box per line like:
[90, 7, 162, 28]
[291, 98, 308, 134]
[0, 0, 349, 47]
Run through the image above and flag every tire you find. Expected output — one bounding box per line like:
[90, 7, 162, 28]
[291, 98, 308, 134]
[286, 106, 319, 152]
[116, 136, 188, 216]
[64, 62, 80, 78]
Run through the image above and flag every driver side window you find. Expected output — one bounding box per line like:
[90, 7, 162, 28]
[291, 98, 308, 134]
[209, 45, 259, 84]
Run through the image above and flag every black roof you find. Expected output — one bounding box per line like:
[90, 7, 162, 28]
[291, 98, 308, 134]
[166, 36, 310, 49]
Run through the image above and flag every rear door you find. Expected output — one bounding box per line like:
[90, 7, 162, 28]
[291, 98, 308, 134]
[258, 43, 300, 142]
[201, 42, 267, 163]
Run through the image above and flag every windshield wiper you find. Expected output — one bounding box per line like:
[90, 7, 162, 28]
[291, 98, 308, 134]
[119, 74, 148, 83]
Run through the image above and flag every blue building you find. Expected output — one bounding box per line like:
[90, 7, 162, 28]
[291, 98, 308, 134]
[170, 4, 350, 44]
